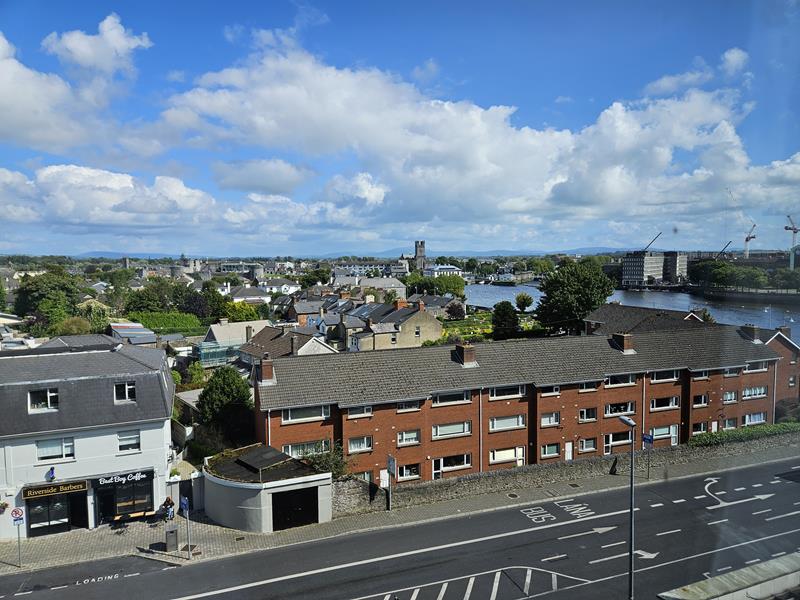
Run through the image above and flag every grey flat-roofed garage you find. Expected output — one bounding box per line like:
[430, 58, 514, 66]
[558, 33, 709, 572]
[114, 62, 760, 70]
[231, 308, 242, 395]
[203, 444, 332, 533]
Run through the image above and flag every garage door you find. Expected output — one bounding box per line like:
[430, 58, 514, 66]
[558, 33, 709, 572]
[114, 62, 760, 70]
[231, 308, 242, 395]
[272, 487, 318, 531]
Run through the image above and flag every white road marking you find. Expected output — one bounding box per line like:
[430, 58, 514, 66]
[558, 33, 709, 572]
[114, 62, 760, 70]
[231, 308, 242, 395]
[463, 577, 475, 600]
[770, 481, 781, 484]
[752, 483, 763, 488]
[601, 541, 626, 548]
[717, 566, 731, 572]
[542, 554, 567, 562]
[672, 499, 686, 504]
[13, 594, 32, 597]
[772, 552, 787, 558]
[765, 511, 800, 522]
[435, 583, 448, 600]
[409, 589, 419, 600]
[489, 572, 501, 600]
[551, 572, 558, 591]
[382, 595, 390, 600]
[752, 509, 772, 515]
[558, 526, 616, 540]
[708, 519, 728, 525]
[656, 529, 681, 537]
[693, 495, 706, 500]
[791, 465, 800, 470]
[734, 487, 746, 491]
[50, 587, 68, 591]
[794, 501, 800, 506]
[745, 559, 761, 565]
[650, 503, 664, 507]
[716, 491, 726, 495]
[523, 569, 532, 594]
[589, 549, 658, 564]
[163, 566, 178, 570]
[124, 573, 140, 578]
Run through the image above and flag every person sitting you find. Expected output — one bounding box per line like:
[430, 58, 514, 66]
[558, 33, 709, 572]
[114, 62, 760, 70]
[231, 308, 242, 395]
[162, 496, 175, 521]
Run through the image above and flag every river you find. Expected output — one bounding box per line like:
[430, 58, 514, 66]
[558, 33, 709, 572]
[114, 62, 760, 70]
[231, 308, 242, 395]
[465, 283, 800, 342]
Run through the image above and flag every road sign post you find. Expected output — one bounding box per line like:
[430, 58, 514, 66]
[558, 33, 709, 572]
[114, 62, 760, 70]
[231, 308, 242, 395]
[10, 507, 24, 568]
[642, 433, 654, 480]
[386, 455, 396, 511]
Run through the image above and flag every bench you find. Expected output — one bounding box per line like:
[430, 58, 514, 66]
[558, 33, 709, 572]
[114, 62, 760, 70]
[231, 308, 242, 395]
[112, 510, 157, 522]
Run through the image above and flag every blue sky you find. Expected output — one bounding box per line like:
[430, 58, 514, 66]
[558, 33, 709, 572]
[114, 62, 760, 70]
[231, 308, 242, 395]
[0, 0, 798, 256]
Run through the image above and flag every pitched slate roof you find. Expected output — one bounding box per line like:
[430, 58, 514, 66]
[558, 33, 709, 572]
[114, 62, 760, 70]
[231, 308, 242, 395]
[407, 294, 455, 308]
[584, 303, 704, 335]
[230, 286, 270, 298]
[0, 343, 174, 438]
[205, 319, 272, 344]
[257, 326, 778, 410]
[41, 334, 118, 349]
[359, 277, 405, 289]
[261, 278, 297, 287]
[292, 301, 325, 315]
[239, 326, 314, 359]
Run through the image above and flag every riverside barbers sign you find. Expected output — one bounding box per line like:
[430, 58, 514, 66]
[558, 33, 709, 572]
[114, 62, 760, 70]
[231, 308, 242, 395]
[22, 480, 88, 499]
[93, 470, 153, 488]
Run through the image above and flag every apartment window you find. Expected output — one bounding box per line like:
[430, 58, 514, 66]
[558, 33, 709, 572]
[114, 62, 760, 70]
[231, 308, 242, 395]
[432, 421, 471, 439]
[607, 374, 635, 387]
[489, 414, 525, 431]
[723, 367, 740, 378]
[398, 464, 421, 480]
[118, 430, 141, 453]
[578, 407, 597, 422]
[650, 396, 679, 411]
[347, 405, 373, 419]
[489, 446, 524, 464]
[792, 351, 798, 364]
[396, 400, 421, 412]
[282, 439, 330, 458]
[440, 453, 471, 471]
[390, 333, 397, 345]
[651, 369, 678, 382]
[28, 388, 59, 412]
[651, 424, 678, 446]
[604, 401, 634, 417]
[414, 326, 421, 338]
[432, 391, 470, 406]
[354, 471, 373, 483]
[579, 381, 599, 392]
[692, 370, 709, 380]
[743, 412, 767, 426]
[579, 438, 597, 453]
[540, 411, 560, 427]
[281, 405, 331, 423]
[539, 385, 560, 397]
[603, 431, 632, 455]
[691, 422, 707, 436]
[790, 376, 797, 387]
[36, 437, 74, 462]
[742, 386, 768, 400]
[348, 435, 373, 453]
[397, 430, 421, 446]
[722, 418, 737, 431]
[744, 361, 768, 373]
[722, 391, 738, 404]
[541, 443, 560, 458]
[692, 394, 708, 408]
[490, 385, 525, 399]
[114, 381, 136, 402]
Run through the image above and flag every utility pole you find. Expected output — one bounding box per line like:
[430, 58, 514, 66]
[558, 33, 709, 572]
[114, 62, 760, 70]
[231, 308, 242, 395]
[619, 415, 637, 600]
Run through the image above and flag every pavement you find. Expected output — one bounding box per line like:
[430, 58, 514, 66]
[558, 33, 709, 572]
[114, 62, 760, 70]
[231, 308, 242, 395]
[0, 442, 798, 599]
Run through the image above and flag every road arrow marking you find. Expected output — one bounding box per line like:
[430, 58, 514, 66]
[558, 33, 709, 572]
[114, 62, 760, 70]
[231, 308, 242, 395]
[588, 549, 659, 564]
[707, 494, 774, 510]
[558, 526, 617, 540]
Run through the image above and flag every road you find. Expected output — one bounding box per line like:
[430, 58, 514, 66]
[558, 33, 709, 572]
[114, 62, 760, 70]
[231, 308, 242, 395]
[2, 457, 799, 599]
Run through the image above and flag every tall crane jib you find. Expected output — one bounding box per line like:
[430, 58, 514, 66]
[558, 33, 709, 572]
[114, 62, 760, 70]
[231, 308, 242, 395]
[743, 223, 756, 259]
[787, 216, 800, 270]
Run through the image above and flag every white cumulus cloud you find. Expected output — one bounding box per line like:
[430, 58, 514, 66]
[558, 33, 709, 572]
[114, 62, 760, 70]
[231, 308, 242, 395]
[720, 47, 749, 77]
[213, 158, 314, 194]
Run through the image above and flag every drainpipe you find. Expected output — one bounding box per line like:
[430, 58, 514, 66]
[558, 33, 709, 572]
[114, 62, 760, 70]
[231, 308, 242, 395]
[772, 361, 778, 424]
[267, 409, 272, 447]
[641, 372, 647, 450]
[478, 388, 484, 473]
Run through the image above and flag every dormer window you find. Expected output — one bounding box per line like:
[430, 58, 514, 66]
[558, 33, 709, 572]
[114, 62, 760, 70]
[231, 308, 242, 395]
[115, 382, 137, 402]
[29, 388, 59, 412]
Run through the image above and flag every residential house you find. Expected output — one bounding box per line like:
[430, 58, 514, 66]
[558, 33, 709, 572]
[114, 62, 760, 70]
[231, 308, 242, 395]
[424, 265, 464, 278]
[238, 326, 337, 366]
[287, 301, 326, 327]
[196, 319, 272, 368]
[347, 300, 442, 351]
[407, 293, 463, 319]
[108, 323, 157, 347]
[229, 285, 271, 305]
[358, 277, 407, 300]
[259, 278, 301, 296]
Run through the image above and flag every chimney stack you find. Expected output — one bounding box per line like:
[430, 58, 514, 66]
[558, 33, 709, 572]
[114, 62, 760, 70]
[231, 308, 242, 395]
[394, 298, 409, 310]
[612, 332, 635, 354]
[455, 343, 477, 367]
[219, 317, 229, 325]
[290, 335, 298, 355]
[742, 324, 760, 341]
[417, 299, 425, 312]
[260, 354, 274, 382]
[246, 325, 253, 342]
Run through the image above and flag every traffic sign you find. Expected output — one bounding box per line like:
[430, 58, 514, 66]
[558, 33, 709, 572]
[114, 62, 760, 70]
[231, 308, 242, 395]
[387, 455, 396, 478]
[642, 433, 654, 445]
[179, 496, 189, 512]
[10, 507, 24, 526]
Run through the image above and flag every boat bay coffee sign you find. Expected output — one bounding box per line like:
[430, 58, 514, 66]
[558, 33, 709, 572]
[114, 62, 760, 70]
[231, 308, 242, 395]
[93, 470, 153, 488]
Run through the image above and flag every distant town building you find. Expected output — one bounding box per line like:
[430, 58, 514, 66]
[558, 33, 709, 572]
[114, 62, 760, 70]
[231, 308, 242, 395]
[621, 251, 687, 286]
[424, 264, 464, 278]
[415, 240, 426, 271]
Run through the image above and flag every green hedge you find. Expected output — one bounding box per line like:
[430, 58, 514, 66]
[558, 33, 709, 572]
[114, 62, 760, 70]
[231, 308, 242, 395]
[688, 421, 800, 447]
[127, 311, 201, 332]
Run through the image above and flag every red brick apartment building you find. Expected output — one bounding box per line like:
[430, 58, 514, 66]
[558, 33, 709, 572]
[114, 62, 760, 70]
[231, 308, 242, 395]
[254, 326, 785, 484]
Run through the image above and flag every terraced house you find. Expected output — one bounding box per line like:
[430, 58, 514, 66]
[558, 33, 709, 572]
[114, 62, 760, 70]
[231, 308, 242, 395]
[253, 326, 780, 484]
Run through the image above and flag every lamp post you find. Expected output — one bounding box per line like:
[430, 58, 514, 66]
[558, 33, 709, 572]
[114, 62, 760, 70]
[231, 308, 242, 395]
[618, 414, 636, 600]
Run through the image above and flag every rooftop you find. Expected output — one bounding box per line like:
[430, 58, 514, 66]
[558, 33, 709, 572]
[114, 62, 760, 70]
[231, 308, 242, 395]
[206, 444, 319, 484]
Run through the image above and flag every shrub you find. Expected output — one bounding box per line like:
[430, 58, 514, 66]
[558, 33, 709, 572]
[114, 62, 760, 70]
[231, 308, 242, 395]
[687, 422, 800, 447]
[127, 311, 201, 332]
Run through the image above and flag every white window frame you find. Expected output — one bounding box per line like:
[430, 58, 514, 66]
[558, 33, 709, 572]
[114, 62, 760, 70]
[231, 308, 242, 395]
[396, 400, 421, 413]
[604, 401, 635, 417]
[541, 443, 560, 458]
[606, 374, 636, 387]
[790, 376, 797, 387]
[489, 446, 525, 464]
[35, 437, 75, 462]
[354, 470, 373, 483]
[579, 438, 597, 453]
[579, 381, 599, 393]
[489, 414, 526, 432]
[432, 421, 472, 439]
[432, 391, 470, 406]
[650, 396, 679, 411]
[691, 422, 708, 436]
[742, 386, 768, 400]
[390, 333, 397, 345]
[692, 370, 709, 380]
[281, 405, 331, 424]
[722, 418, 737, 431]
[439, 453, 471, 472]
[28, 388, 59, 413]
[540, 411, 560, 428]
[723, 367, 740, 378]
[650, 424, 678, 445]
[114, 381, 136, 402]
[722, 391, 738, 404]
[539, 385, 560, 397]
[347, 405, 373, 419]
[578, 407, 597, 423]
[651, 369, 679, 383]
[397, 429, 421, 446]
[743, 412, 767, 426]
[489, 385, 525, 400]
[692, 394, 708, 408]
[414, 326, 421, 338]
[744, 361, 768, 373]
[397, 463, 421, 480]
[348, 435, 373, 454]
[282, 439, 331, 458]
[603, 430, 632, 454]
[117, 429, 141, 453]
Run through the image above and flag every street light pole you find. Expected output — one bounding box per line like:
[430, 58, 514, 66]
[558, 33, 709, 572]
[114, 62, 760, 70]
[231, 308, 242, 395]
[618, 415, 636, 600]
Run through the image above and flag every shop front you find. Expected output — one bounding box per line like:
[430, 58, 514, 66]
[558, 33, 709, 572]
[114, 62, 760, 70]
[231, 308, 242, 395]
[92, 469, 155, 524]
[23, 480, 89, 537]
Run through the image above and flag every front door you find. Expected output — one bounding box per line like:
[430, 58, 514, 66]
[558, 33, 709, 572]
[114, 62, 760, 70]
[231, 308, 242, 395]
[711, 421, 718, 433]
[432, 458, 443, 480]
[565, 442, 574, 461]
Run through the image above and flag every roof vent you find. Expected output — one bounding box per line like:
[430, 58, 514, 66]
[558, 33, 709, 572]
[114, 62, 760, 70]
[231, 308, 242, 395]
[112, 343, 124, 352]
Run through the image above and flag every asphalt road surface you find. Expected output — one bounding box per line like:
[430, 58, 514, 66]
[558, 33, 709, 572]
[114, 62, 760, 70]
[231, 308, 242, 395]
[2, 456, 799, 600]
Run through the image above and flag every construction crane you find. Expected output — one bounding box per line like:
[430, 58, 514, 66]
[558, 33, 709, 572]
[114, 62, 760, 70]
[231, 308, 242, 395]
[744, 222, 756, 259]
[714, 241, 732, 261]
[788, 216, 800, 270]
[643, 232, 662, 251]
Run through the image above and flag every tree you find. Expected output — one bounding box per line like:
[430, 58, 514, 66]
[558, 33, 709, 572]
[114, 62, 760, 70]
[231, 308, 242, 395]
[465, 258, 479, 273]
[492, 301, 520, 340]
[257, 303, 271, 320]
[445, 301, 466, 320]
[55, 316, 92, 335]
[201, 283, 228, 320]
[536, 261, 614, 334]
[14, 271, 82, 319]
[695, 308, 716, 323]
[197, 366, 253, 444]
[188, 361, 206, 386]
[302, 442, 350, 479]
[0, 280, 5, 308]
[224, 302, 259, 322]
[125, 288, 164, 313]
[515, 292, 534, 313]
